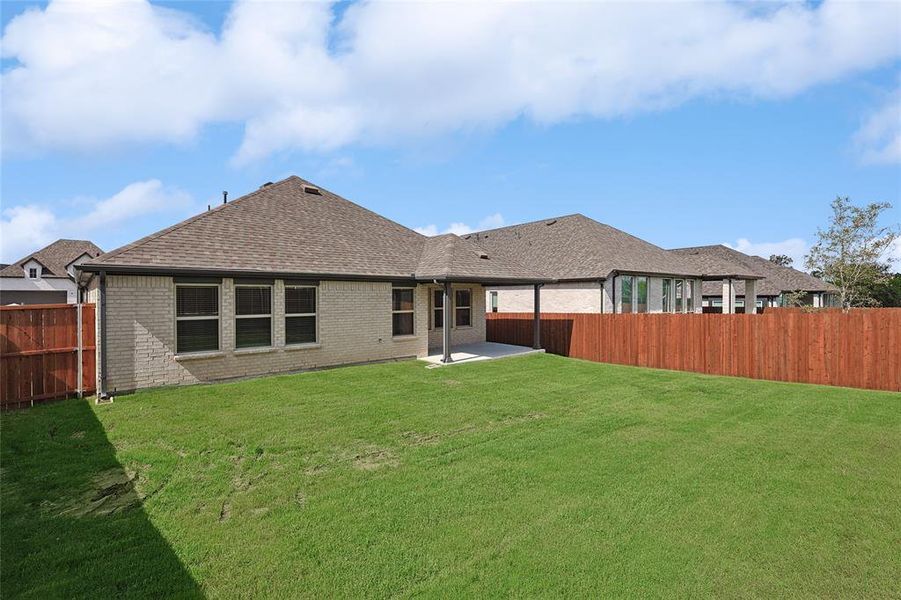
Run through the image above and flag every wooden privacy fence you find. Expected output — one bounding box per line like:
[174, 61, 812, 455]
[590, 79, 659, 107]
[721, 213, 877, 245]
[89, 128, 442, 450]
[1, 304, 96, 409]
[487, 309, 901, 392]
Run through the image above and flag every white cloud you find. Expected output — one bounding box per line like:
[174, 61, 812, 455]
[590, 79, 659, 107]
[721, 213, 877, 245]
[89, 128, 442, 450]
[724, 237, 809, 269]
[2, 0, 899, 162]
[0, 180, 192, 262]
[854, 87, 901, 165]
[415, 213, 505, 237]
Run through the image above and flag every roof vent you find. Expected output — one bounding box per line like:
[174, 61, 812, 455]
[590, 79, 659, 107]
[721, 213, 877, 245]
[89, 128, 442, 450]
[546, 219, 557, 226]
[479, 252, 489, 260]
[303, 185, 322, 195]
[260, 181, 274, 189]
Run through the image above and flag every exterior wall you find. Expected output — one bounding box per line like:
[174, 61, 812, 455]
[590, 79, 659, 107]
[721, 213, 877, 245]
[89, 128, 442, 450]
[0, 276, 77, 304]
[487, 278, 703, 315]
[486, 282, 603, 314]
[427, 284, 486, 350]
[102, 275, 429, 392]
[615, 275, 704, 314]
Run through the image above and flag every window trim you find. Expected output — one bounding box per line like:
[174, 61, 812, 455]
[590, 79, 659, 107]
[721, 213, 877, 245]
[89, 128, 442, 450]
[392, 286, 415, 338]
[234, 283, 273, 349]
[28, 267, 38, 279]
[284, 284, 318, 346]
[454, 288, 472, 328]
[175, 283, 221, 355]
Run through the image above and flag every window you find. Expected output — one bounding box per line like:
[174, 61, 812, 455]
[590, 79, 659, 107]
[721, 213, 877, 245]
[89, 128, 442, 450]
[392, 287, 414, 336]
[455, 289, 472, 327]
[432, 289, 444, 329]
[675, 279, 683, 313]
[176, 285, 219, 353]
[662, 279, 672, 312]
[28, 267, 38, 279]
[636, 277, 648, 313]
[285, 286, 317, 345]
[620, 276, 633, 313]
[235, 285, 272, 348]
[490, 291, 498, 313]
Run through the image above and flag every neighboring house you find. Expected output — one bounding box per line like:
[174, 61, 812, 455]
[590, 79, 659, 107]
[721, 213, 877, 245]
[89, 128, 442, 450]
[0, 239, 103, 305]
[470, 214, 761, 315]
[78, 176, 550, 395]
[669, 245, 839, 310]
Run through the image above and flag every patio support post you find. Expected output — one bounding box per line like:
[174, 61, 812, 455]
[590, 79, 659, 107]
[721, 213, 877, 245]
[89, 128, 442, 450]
[442, 281, 453, 363]
[533, 284, 541, 349]
[722, 278, 736, 314]
[745, 279, 757, 314]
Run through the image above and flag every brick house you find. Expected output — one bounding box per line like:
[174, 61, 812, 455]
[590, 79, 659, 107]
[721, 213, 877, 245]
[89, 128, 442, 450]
[79, 176, 549, 395]
[471, 215, 762, 315]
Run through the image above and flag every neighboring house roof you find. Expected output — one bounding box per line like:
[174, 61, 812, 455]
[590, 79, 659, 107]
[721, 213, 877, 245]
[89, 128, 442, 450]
[81, 176, 550, 284]
[669, 245, 838, 296]
[467, 214, 757, 281]
[0, 239, 104, 279]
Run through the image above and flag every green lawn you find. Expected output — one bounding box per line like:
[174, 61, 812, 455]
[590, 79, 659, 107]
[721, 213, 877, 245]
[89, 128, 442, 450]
[2, 354, 899, 598]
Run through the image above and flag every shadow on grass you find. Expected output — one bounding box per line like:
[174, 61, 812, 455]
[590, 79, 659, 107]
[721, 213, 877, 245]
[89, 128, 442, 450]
[1, 399, 202, 598]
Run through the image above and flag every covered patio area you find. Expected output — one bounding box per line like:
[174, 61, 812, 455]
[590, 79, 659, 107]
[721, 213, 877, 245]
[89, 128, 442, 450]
[421, 341, 544, 367]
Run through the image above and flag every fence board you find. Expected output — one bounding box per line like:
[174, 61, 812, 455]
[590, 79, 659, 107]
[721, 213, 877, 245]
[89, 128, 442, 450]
[1, 304, 96, 409]
[487, 309, 901, 392]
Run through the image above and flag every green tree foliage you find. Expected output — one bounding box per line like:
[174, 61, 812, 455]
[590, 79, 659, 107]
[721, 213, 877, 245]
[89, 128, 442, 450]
[805, 197, 899, 309]
[769, 254, 793, 267]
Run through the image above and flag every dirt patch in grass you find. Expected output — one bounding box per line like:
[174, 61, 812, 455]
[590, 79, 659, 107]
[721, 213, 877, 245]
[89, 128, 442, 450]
[352, 446, 399, 471]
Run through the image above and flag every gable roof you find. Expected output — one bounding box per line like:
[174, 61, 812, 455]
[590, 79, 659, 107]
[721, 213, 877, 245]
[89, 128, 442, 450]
[669, 245, 838, 296]
[81, 176, 549, 284]
[467, 214, 758, 281]
[0, 239, 103, 279]
[416, 234, 548, 282]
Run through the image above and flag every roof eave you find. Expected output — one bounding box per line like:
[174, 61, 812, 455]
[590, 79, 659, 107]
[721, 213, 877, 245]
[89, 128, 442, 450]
[77, 263, 419, 283]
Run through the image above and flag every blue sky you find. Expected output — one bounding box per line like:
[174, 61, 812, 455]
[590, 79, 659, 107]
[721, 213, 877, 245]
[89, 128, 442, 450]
[2, 0, 899, 268]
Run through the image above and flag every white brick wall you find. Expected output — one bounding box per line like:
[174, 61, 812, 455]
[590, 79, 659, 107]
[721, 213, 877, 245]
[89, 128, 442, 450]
[486, 282, 603, 313]
[102, 275, 429, 392]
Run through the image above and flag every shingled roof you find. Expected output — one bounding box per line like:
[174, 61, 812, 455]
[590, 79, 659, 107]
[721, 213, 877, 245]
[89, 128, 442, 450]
[81, 176, 549, 284]
[0, 239, 103, 279]
[466, 214, 758, 281]
[669, 245, 837, 296]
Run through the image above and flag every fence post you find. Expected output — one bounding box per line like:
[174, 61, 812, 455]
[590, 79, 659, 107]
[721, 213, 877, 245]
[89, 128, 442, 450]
[76, 303, 83, 398]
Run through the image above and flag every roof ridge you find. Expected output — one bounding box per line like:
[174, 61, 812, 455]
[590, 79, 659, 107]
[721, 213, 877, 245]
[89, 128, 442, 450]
[470, 213, 583, 235]
[91, 176, 298, 264]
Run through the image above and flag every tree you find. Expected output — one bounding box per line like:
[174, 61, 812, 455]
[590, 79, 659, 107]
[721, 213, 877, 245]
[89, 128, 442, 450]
[769, 254, 793, 267]
[868, 271, 901, 308]
[805, 196, 899, 309]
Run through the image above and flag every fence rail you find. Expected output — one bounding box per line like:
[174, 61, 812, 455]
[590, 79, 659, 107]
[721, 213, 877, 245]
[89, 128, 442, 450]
[1, 303, 96, 409]
[487, 309, 901, 392]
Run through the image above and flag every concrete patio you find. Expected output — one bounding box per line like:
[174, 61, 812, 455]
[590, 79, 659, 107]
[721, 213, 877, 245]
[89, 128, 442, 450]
[421, 341, 544, 367]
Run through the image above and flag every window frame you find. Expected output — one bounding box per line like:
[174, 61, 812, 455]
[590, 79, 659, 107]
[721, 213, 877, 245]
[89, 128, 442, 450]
[392, 286, 415, 338]
[620, 276, 634, 313]
[284, 284, 318, 346]
[234, 283, 273, 349]
[431, 289, 444, 330]
[489, 291, 498, 313]
[28, 267, 38, 279]
[454, 288, 472, 328]
[175, 283, 221, 355]
[635, 276, 648, 313]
